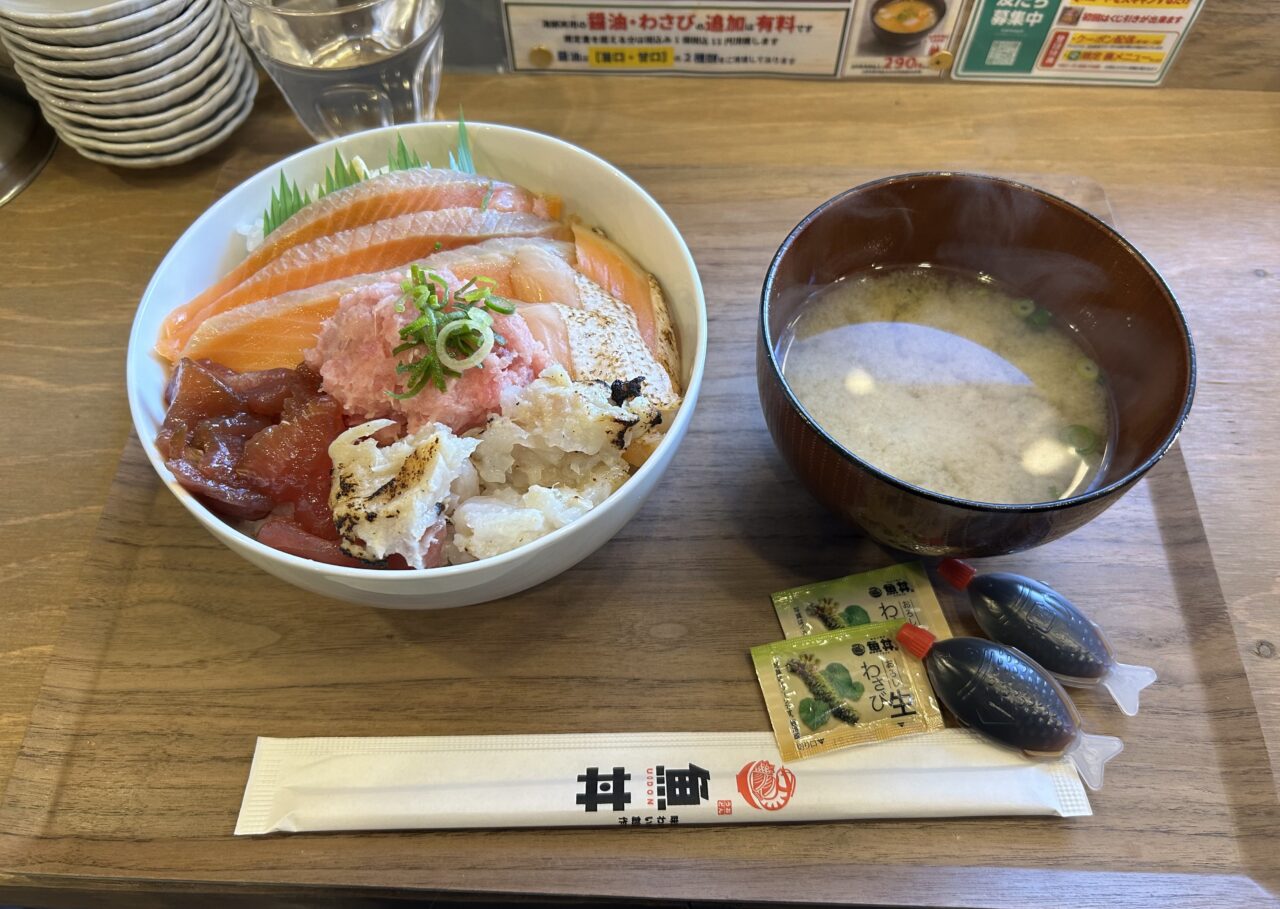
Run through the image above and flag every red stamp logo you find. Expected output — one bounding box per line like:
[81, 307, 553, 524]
[735, 760, 796, 811]
[717, 799, 733, 815]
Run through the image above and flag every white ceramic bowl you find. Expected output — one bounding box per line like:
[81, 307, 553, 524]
[2, 0, 214, 77]
[0, 0, 188, 47]
[13, 10, 230, 101]
[25, 37, 242, 116]
[126, 123, 708, 607]
[0, 0, 164, 27]
[49, 63, 252, 153]
[55, 69, 254, 167]
[37, 51, 245, 134]
[0, 0, 205, 60]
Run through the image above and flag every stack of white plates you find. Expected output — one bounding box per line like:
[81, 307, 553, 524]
[0, 0, 257, 168]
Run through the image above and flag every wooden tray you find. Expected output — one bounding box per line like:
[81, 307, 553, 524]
[1, 171, 1276, 908]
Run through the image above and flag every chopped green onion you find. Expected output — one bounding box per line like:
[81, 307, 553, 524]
[1012, 298, 1036, 318]
[1028, 308, 1052, 330]
[437, 319, 494, 372]
[384, 266, 510, 399]
[1076, 358, 1100, 381]
[484, 294, 516, 315]
[1061, 424, 1099, 455]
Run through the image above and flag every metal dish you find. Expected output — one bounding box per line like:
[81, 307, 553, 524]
[0, 68, 56, 208]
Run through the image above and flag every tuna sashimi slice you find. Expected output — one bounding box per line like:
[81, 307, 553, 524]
[178, 168, 563, 331]
[570, 223, 680, 385]
[159, 208, 570, 360]
[257, 516, 368, 567]
[177, 238, 575, 372]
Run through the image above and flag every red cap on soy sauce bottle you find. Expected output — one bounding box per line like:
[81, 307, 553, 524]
[897, 623, 1123, 791]
[935, 559, 1156, 716]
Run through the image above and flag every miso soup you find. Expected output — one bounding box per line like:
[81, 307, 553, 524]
[873, 0, 939, 34]
[777, 267, 1113, 505]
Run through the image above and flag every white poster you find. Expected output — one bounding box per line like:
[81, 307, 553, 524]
[503, 1, 852, 77]
[844, 0, 961, 77]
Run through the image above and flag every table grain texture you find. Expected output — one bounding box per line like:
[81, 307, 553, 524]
[0, 75, 1277, 907]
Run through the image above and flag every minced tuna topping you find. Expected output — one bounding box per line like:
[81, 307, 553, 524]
[305, 275, 551, 434]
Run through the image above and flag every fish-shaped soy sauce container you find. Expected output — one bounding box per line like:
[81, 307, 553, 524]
[937, 559, 1157, 716]
[897, 624, 1123, 790]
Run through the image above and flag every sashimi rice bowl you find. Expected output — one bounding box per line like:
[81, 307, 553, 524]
[127, 122, 706, 608]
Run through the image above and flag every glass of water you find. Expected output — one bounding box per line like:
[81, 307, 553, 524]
[228, 0, 445, 140]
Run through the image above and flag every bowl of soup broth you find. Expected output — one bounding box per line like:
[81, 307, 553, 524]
[757, 173, 1195, 557]
[869, 0, 945, 47]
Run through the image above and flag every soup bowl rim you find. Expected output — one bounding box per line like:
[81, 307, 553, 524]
[869, 0, 949, 41]
[870, 0, 949, 21]
[759, 169, 1197, 515]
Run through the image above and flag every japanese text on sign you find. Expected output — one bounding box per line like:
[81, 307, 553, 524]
[954, 0, 1205, 84]
[504, 2, 852, 76]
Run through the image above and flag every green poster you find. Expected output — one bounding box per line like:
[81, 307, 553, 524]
[954, 0, 1207, 85]
[958, 0, 1056, 75]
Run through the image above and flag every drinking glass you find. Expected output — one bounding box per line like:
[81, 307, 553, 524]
[227, 0, 444, 140]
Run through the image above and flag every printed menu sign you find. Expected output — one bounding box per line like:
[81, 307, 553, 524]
[502, 1, 852, 76]
[954, 0, 1205, 84]
[844, 0, 962, 77]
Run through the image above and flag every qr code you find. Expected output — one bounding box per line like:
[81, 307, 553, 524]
[985, 40, 1021, 66]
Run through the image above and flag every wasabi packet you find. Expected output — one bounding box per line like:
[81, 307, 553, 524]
[771, 561, 953, 640]
[751, 620, 945, 761]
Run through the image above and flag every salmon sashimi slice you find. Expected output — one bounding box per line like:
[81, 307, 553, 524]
[175, 168, 562, 341]
[159, 209, 571, 360]
[179, 239, 576, 372]
[569, 223, 680, 386]
[519, 274, 681, 412]
[179, 280, 360, 373]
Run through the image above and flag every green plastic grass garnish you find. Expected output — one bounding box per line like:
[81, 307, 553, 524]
[262, 132, 426, 237]
[321, 148, 362, 196]
[449, 109, 476, 175]
[262, 113, 477, 237]
[263, 172, 311, 238]
[389, 133, 423, 171]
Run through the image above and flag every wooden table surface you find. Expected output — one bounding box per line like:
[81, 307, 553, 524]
[1, 75, 1278, 907]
